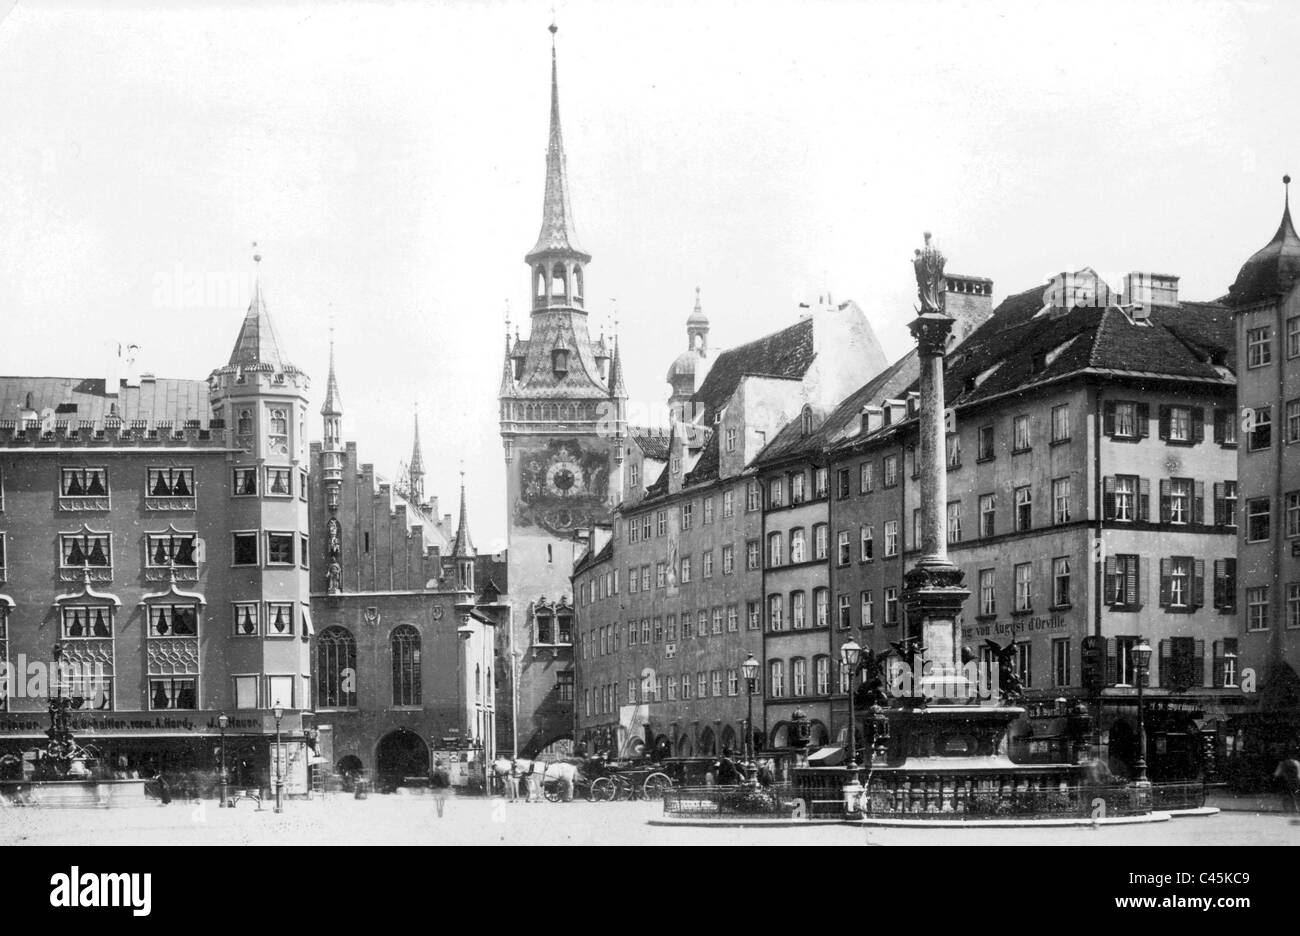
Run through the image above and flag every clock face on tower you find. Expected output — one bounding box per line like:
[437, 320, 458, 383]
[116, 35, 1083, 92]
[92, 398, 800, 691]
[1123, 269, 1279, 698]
[515, 438, 611, 536]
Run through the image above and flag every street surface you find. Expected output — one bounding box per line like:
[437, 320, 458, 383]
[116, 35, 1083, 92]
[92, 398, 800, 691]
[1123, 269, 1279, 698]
[2, 795, 1297, 846]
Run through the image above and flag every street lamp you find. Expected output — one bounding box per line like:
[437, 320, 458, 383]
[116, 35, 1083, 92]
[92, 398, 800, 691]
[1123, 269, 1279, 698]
[273, 701, 284, 814]
[740, 652, 760, 782]
[1132, 639, 1152, 785]
[840, 637, 863, 815]
[217, 713, 229, 808]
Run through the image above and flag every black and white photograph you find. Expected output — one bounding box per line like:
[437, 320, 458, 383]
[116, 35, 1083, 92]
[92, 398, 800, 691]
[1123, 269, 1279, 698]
[0, 0, 1293, 896]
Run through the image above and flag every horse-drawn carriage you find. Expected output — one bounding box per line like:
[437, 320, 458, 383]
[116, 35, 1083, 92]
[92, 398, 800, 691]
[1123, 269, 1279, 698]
[493, 755, 673, 802]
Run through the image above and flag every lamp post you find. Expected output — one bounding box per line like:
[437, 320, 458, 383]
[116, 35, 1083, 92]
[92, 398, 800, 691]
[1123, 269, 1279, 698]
[840, 638, 863, 815]
[273, 701, 284, 814]
[1132, 639, 1152, 786]
[217, 712, 229, 808]
[741, 652, 759, 782]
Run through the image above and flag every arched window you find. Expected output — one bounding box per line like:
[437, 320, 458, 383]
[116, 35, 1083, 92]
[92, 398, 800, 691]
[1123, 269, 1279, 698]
[551, 262, 568, 299]
[792, 657, 808, 696]
[475, 664, 482, 700]
[573, 265, 584, 299]
[237, 409, 252, 435]
[769, 659, 785, 697]
[801, 405, 813, 436]
[814, 587, 830, 628]
[391, 625, 421, 706]
[317, 626, 357, 708]
[535, 266, 547, 299]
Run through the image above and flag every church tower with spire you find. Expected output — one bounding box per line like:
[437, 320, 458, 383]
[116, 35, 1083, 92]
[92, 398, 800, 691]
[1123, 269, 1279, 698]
[409, 405, 426, 507]
[208, 248, 313, 750]
[498, 22, 626, 757]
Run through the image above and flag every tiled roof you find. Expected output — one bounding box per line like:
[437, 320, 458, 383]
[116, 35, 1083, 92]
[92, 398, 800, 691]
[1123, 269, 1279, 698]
[630, 427, 671, 460]
[683, 432, 719, 485]
[765, 349, 921, 462]
[573, 536, 614, 576]
[0, 376, 213, 428]
[931, 286, 1234, 409]
[692, 317, 816, 422]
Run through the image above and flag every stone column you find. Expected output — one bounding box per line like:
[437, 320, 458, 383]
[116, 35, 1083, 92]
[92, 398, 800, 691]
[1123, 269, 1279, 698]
[903, 233, 971, 702]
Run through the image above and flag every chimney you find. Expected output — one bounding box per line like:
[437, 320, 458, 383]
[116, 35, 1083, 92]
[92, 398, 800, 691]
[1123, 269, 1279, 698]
[1123, 272, 1178, 311]
[944, 274, 993, 348]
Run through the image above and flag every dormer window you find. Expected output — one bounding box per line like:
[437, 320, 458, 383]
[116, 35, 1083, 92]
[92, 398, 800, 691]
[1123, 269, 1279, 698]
[552, 348, 569, 377]
[801, 405, 813, 436]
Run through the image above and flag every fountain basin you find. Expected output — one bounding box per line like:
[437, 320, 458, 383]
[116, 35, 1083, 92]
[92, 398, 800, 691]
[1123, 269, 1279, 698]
[0, 779, 151, 808]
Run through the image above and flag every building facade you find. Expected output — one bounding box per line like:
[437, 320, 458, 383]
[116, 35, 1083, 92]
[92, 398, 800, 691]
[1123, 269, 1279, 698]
[572, 296, 890, 759]
[498, 26, 627, 757]
[829, 268, 1242, 779]
[0, 270, 317, 793]
[1227, 183, 1300, 753]
[308, 346, 506, 790]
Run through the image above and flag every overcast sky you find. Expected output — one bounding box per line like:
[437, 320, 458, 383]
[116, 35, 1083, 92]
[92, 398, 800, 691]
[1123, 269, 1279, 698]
[0, 0, 1295, 551]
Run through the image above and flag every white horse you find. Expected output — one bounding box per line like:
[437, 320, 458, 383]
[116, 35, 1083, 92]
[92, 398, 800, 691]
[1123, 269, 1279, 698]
[541, 761, 578, 801]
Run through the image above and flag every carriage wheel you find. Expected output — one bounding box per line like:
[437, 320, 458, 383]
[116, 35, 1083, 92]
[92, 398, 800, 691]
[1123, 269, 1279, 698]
[543, 781, 561, 803]
[589, 777, 614, 802]
[642, 772, 673, 800]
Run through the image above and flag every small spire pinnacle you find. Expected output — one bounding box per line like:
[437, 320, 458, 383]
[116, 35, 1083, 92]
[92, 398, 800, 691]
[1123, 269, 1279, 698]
[452, 468, 475, 558]
[409, 404, 425, 504]
[321, 327, 343, 417]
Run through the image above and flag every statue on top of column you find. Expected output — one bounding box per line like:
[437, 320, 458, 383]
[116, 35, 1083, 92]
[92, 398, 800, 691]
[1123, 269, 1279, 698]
[913, 231, 946, 315]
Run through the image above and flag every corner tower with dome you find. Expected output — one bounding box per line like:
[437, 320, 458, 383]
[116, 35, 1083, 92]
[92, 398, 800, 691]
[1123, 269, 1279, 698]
[1229, 176, 1300, 744]
[498, 23, 627, 758]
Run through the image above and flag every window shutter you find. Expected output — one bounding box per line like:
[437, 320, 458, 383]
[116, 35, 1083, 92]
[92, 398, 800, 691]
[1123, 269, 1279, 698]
[1137, 403, 1150, 438]
[1214, 409, 1226, 444]
[1158, 404, 1171, 440]
[1104, 401, 1116, 436]
[1214, 559, 1226, 610]
[1214, 483, 1225, 526]
[1103, 476, 1116, 520]
[1213, 640, 1225, 688]
[1139, 478, 1151, 522]
[1159, 479, 1172, 523]
[1159, 639, 1172, 687]
[1159, 558, 1172, 607]
[1127, 556, 1140, 608]
[1225, 558, 1237, 611]
[1106, 638, 1118, 686]
[1193, 559, 1205, 608]
[1192, 407, 1205, 444]
[1104, 554, 1117, 602]
[1193, 481, 1205, 525]
[1193, 639, 1205, 688]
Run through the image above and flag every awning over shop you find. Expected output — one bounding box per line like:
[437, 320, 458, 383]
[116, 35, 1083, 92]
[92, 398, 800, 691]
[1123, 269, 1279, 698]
[0, 594, 13, 607]
[807, 746, 844, 766]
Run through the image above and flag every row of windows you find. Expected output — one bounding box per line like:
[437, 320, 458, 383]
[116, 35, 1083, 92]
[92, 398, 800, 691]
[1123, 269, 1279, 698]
[316, 624, 487, 709]
[1240, 400, 1300, 452]
[624, 487, 749, 543]
[1, 466, 310, 503]
[1243, 583, 1300, 631]
[1236, 491, 1300, 543]
[767, 655, 833, 698]
[580, 604, 763, 658]
[584, 667, 750, 715]
[10, 600, 308, 639]
[1244, 320, 1300, 369]
[0, 528, 309, 574]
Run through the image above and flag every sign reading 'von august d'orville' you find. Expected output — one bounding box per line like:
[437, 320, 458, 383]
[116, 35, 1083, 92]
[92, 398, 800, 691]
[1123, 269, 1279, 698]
[961, 614, 1068, 641]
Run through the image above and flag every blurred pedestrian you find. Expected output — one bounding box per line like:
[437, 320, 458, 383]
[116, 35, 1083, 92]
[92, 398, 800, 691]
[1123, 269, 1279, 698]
[506, 760, 520, 802]
[1274, 755, 1300, 813]
[430, 759, 451, 818]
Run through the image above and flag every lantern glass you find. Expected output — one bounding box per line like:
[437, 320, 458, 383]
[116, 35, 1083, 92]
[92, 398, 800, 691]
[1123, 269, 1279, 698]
[273, 702, 284, 720]
[1133, 640, 1153, 673]
[840, 638, 862, 672]
[217, 713, 229, 730]
[741, 653, 759, 680]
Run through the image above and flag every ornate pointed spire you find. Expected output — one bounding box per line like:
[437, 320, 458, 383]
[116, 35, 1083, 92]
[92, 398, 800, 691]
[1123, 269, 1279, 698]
[321, 329, 343, 417]
[227, 244, 293, 371]
[452, 471, 475, 558]
[609, 335, 628, 399]
[526, 21, 589, 262]
[408, 404, 425, 504]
